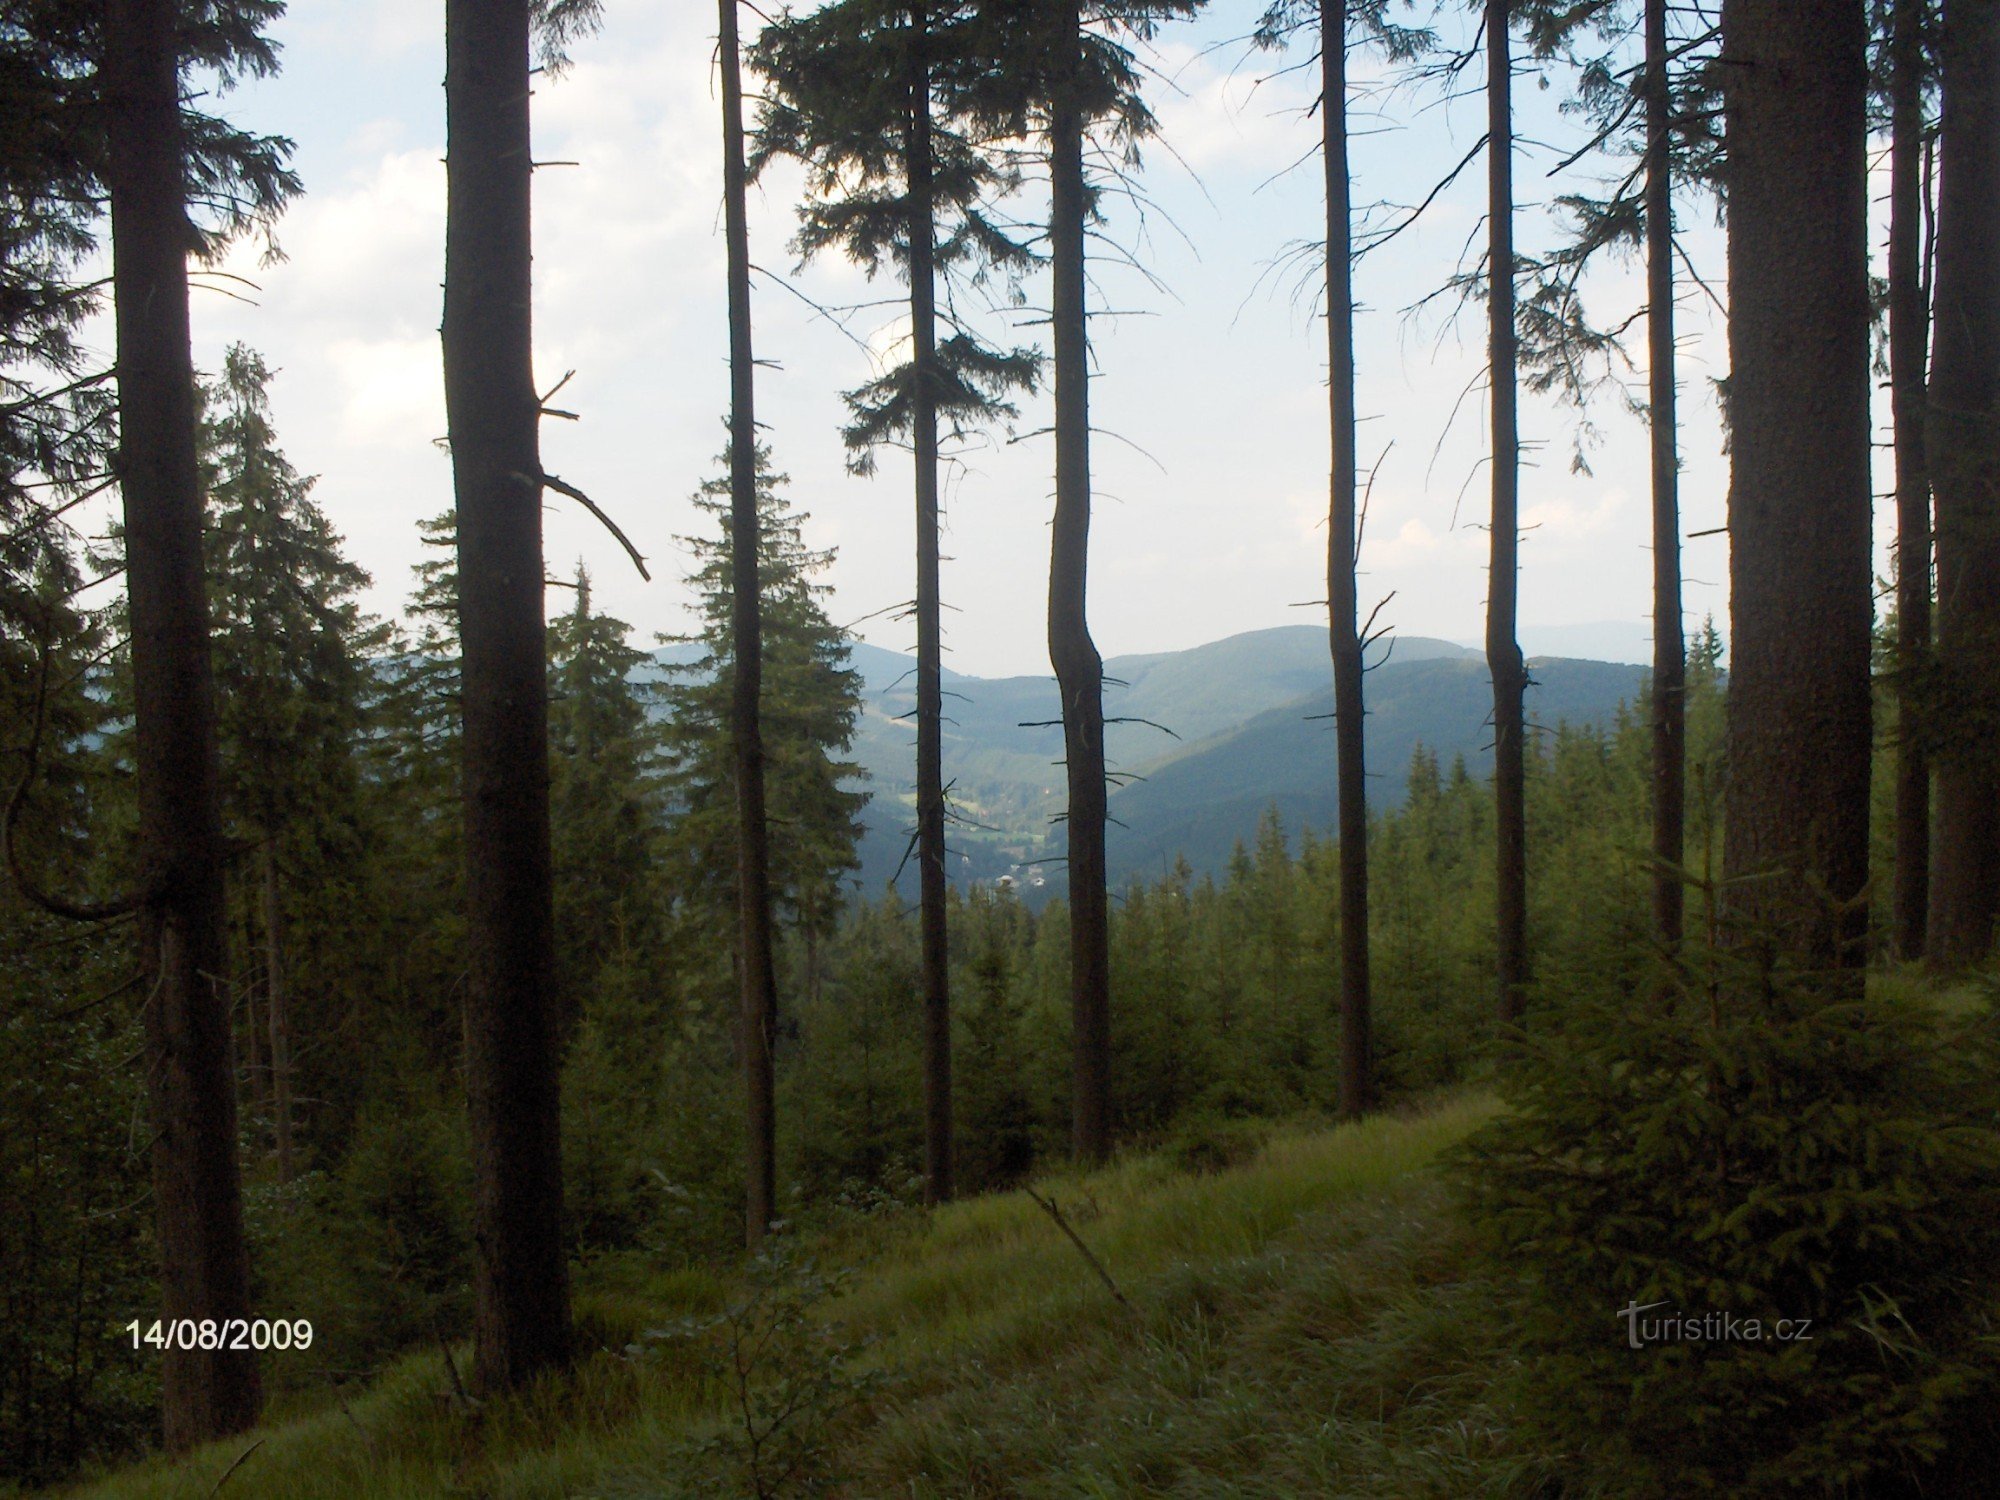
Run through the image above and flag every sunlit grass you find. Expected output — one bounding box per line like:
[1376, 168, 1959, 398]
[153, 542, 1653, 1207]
[58, 1095, 1507, 1500]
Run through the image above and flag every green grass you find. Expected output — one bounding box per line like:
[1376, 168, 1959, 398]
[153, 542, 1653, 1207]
[58, 1095, 1534, 1500]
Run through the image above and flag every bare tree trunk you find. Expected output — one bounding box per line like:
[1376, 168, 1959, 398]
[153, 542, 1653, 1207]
[1926, 0, 2000, 965]
[103, 0, 259, 1449]
[1048, 6, 1112, 1165]
[1486, 0, 1529, 1023]
[1322, 0, 1372, 1116]
[908, 3, 953, 1206]
[718, 0, 780, 1249]
[236, 893, 263, 1130]
[1889, 0, 1932, 963]
[261, 843, 293, 1183]
[1719, 0, 1873, 975]
[443, 0, 571, 1391]
[1645, 0, 1686, 953]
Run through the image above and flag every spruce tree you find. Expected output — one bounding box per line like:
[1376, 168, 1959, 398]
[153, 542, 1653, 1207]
[200, 343, 381, 1181]
[4, 2, 293, 1438]
[1884, 0, 1934, 961]
[1925, 0, 2000, 964]
[99, 0, 295, 1449]
[547, 566, 657, 1010]
[658, 453, 866, 948]
[981, 0, 1202, 1160]
[1486, 0, 1529, 1023]
[1483, 1, 1728, 955]
[1720, 0, 1873, 974]
[754, 0, 1039, 1203]
[441, 0, 601, 1392]
[1256, 0, 1430, 1118]
[716, 0, 784, 1245]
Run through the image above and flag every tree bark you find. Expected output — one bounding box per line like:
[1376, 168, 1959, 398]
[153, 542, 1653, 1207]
[443, 0, 572, 1390]
[718, 0, 780, 1249]
[1719, 0, 1873, 974]
[1645, 0, 1685, 953]
[1486, 0, 1529, 1023]
[261, 843, 293, 1183]
[1926, 0, 2000, 965]
[1322, 0, 1372, 1115]
[236, 894, 263, 1127]
[1889, 0, 1931, 963]
[1048, 4, 1113, 1165]
[103, 0, 260, 1449]
[907, 3, 953, 1206]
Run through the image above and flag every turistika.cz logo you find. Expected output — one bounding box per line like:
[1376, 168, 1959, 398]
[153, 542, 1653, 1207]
[1616, 1301, 1814, 1349]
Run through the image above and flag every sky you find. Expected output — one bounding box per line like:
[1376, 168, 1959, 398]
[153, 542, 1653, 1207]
[131, 0, 1899, 679]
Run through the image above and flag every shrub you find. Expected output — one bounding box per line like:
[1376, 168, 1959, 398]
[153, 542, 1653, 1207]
[639, 1230, 884, 1499]
[1458, 951, 2000, 1497]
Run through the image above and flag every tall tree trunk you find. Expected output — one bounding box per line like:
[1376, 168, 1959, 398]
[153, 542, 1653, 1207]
[1889, 0, 1932, 963]
[1486, 0, 1529, 1023]
[1049, 5, 1113, 1165]
[261, 843, 293, 1183]
[443, 0, 572, 1391]
[1645, 0, 1685, 952]
[908, 3, 953, 1206]
[103, 0, 259, 1449]
[718, 0, 780, 1249]
[1926, 0, 2000, 964]
[1719, 0, 1872, 974]
[236, 893, 263, 1129]
[1322, 0, 1372, 1115]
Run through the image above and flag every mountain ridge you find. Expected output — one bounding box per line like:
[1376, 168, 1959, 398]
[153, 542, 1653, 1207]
[652, 623, 1649, 900]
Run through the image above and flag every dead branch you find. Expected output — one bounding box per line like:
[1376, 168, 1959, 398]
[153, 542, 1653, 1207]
[538, 471, 651, 580]
[1024, 1188, 1134, 1316]
[205, 1438, 265, 1497]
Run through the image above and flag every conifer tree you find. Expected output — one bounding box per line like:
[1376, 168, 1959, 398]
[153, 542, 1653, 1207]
[1720, 0, 1873, 973]
[1882, 0, 1935, 962]
[1486, 0, 1529, 1022]
[1639, 0, 1686, 953]
[1488, 1, 1726, 954]
[200, 343, 380, 1181]
[385, 512, 465, 814]
[716, 0, 784, 1245]
[547, 566, 656, 1007]
[95, 0, 294, 1450]
[442, 0, 602, 1393]
[658, 453, 866, 951]
[754, 0, 1039, 1203]
[1925, 0, 2000, 964]
[4, 3, 292, 1439]
[1257, 0, 1430, 1118]
[967, 0, 1202, 1156]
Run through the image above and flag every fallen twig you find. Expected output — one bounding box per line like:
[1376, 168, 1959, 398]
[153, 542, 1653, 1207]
[206, 1437, 264, 1497]
[1024, 1188, 1134, 1316]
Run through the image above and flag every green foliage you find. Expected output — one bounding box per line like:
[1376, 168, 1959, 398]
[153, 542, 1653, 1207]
[641, 1231, 886, 1499]
[1460, 949, 2000, 1496]
[750, 1, 1042, 472]
[202, 344, 382, 846]
[0, 990, 156, 1486]
[548, 567, 659, 1010]
[197, 345, 389, 1174]
[55, 1104, 1508, 1500]
[783, 892, 925, 1200]
[657, 448, 865, 936]
[295, 1080, 475, 1379]
[0, 568, 150, 1486]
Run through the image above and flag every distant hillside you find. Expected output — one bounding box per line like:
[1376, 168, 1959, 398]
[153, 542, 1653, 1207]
[651, 626, 1645, 900]
[1105, 655, 1647, 887]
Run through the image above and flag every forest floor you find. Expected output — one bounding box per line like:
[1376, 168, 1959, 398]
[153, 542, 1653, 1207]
[60, 1093, 1555, 1499]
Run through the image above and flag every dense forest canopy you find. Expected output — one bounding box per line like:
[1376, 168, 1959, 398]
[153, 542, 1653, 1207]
[2, 1, 1998, 1496]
